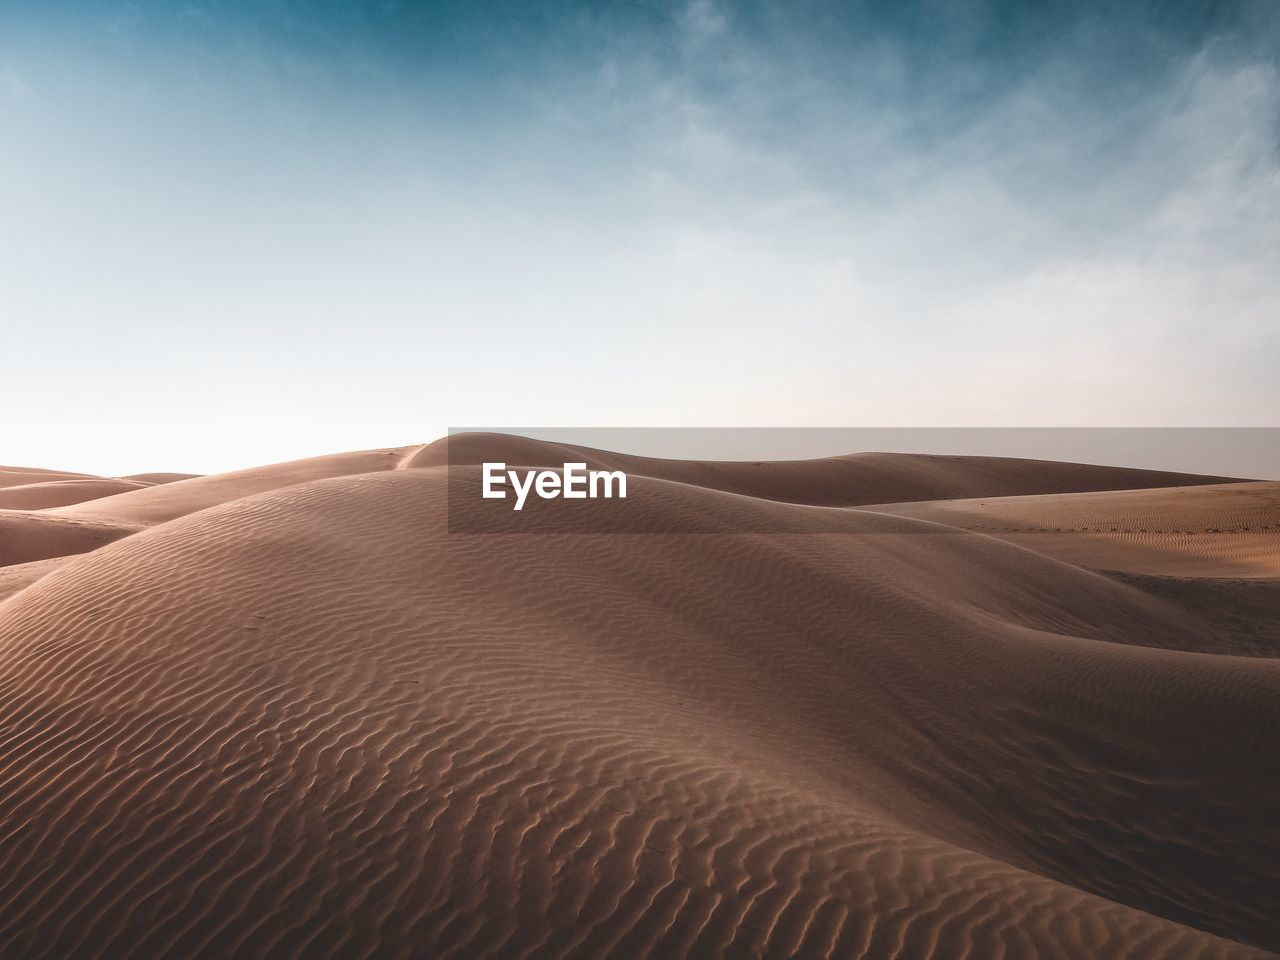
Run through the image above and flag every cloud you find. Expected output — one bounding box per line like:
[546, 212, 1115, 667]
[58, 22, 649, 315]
[681, 0, 728, 38]
[0, 1, 1276, 472]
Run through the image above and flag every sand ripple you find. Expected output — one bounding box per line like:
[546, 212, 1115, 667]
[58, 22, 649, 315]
[0, 446, 1274, 958]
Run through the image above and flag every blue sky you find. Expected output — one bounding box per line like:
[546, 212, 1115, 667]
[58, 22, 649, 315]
[2, 0, 1277, 474]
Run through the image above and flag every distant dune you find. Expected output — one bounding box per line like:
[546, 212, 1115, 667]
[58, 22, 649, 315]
[0, 437, 1275, 958]
[863, 482, 1280, 577]
[0, 477, 155, 510]
[0, 511, 141, 567]
[0, 465, 99, 489]
[423, 432, 1254, 506]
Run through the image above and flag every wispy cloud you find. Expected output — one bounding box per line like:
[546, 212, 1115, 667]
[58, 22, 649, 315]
[0, 1, 1275, 472]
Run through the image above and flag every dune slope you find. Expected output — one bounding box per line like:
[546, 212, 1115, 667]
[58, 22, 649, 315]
[0, 478, 154, 510]
[53, 446, 420, 527]
[864, 481, 1280, 577]
[418, 433, 1250, 507]
[0, 455, 1276, 959]
[0, 466, 99, 489]
[0, 511, 141, 567]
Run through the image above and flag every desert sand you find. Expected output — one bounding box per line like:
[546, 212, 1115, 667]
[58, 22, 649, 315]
[0, 435, 1276, 958]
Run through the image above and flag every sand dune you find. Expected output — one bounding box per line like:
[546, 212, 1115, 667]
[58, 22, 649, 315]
[0, 511, 141, 567]
[55, 446, 419, 526]
[0, 557, 73, 603]
[865, 481, 1280, 577]
[422, 432, 1250, 506]
[0, 439, 1275, 959]
[0, 466, 99, 489]
[122, 472, 203, 485]
[0, 478, 155, 510]
[1105, 573, 1280, 657]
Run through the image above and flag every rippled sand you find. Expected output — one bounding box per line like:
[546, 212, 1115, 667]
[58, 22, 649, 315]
[0, 436, 1275, 958]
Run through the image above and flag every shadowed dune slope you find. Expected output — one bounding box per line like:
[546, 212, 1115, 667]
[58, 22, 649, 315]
[865, 482, 1280, 577]
[413, 433, 1251, 506]
[0, 478, 153, 510]
[1105, 573, 1280, 657]
[0, 466, 1276, 959]
[0, 511, 141, 567]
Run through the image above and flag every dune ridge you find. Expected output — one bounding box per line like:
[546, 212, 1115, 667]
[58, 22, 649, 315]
[0, 466, 99, 489]
[422, 432, 1253, 507]
[0, 437, 1275, 958]
[0, 478, 155, 511]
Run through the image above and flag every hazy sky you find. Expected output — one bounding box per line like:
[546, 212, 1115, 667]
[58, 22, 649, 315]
[2, 0, 1277, 475]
